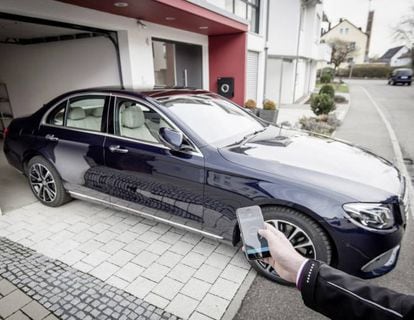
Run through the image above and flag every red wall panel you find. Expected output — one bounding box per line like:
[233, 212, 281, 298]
[209, 33, 247, 106]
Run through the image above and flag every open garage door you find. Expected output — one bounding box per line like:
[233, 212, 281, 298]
[0, 13, 123, 125]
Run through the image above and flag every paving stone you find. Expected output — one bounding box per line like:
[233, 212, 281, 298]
[107, 250, 135, 267]
[168, 242, 194, 256]
[106, 276, 129, 290]
[145, 293, 169, 309]
[209, 278, 239, 300]
[181, 278, 211, 301]
[100, 240, 126, 254]
[167, 264, 196, 283]
[0, 289, 31, 318]
[189, 312, 214, 320]
[152, 277, 183, 300]
[150, 224, 171, 235]
[115, 263, 145, 282]
[138, 231, 161, 244]
[193, 265, 222, 284]
[78, 239, 104, 254]
[158, 232, 182, 244]
[72, 261, 94, 273]
[94, 230, 118, 243]
[123, 240, 148, 255]
[204, 253, 232, 271]
[0, 279, 15, 296]
[141, 264, 170, 283]
[213, 243, 238, 257]
[180, 233, 203, 245]
[220, 264, 249, 284]
[59, 250, 87, 266]
[229, 252, 250, 269]
[181, 252, 207, 269]
[89, 222, 111, 234]
[196, 294, 229, 320]
[21, 300, 50, 320]
[82, 251, 111, 267]
[156, 251, 182, 269]
[132, 251, 159, 268]
[6, 310, 31, 320]
[166, 294, 198, 320]
[90, 262, 120, 281]
[192, 242, 217, 257]
[146, 241, 171, 256]
[126, 277, 157, 299]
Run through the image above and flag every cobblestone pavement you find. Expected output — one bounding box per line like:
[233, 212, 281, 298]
[0, 237, 178, 320]
[0, 200, 251, 320]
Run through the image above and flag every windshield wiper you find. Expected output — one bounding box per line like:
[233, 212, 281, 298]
[233, 128, 267, 147]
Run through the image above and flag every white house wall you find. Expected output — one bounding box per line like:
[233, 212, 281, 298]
[0, 37, 120, 117]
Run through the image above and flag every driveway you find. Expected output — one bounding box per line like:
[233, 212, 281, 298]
[0, 142, 252, 320]
[235, 79, 414, 320]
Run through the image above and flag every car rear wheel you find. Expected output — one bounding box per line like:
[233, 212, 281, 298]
[27, 156, 71, 207]
[248, 206, 332, 285]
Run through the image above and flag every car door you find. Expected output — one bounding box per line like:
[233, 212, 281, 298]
[101, 95, 206, 231]
[38, 93, 110, 200]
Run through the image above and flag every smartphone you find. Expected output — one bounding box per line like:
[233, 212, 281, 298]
[236, 206, 271, 260]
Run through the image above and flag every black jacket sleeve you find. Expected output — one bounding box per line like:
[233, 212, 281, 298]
[298, 260, 414, 320]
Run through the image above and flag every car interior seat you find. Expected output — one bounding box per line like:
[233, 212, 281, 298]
[121, 106, 158, 143]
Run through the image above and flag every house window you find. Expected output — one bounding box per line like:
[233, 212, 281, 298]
[349, 42, 356, 50]
[211, 0, 260, 33]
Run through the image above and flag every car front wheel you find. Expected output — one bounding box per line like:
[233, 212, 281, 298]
[27, 156, 71, 207]
[249, 206, 332, 285]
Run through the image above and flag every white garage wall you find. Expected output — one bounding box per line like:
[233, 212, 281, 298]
[0, 37, 120, 117]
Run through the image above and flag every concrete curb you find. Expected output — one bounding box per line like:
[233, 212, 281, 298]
[331, 92, 351, 138]
[221, 268, 257, 320]
[360, 86, 414, 219]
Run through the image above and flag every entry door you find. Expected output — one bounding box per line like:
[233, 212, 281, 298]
[38, 94, 109, 200]
[103, 96, 205, 229]
[175, 43, 203, 88]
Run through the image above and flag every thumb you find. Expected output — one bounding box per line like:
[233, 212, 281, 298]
[258, 228, 271, 240]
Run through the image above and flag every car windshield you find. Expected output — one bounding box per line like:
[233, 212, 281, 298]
[155, 94, 265, 147]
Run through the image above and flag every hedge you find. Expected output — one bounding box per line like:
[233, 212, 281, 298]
[336, 64, 392, 78]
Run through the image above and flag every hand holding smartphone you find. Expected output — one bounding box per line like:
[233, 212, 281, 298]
[236, 205, 271, 260]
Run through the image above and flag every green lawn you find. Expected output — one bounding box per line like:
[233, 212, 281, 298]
[315, 81, 349, 93]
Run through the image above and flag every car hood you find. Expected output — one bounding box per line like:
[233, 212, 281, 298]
[218, 129, 401, 201]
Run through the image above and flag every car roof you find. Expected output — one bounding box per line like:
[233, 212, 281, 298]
[60, 87, 211, 100]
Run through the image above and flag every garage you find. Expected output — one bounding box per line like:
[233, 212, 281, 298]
[0, 12, 122, 128]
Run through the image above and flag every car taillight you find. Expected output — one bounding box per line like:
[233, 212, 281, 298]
[3, 127, 9, 138]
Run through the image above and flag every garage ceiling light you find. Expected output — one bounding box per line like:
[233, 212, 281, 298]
[199, 26, 208, 30]
[114, 2, 128, 7]
[165, 17, 176, 21]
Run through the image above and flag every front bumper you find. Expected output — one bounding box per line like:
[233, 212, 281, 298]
[360, 245, 400, 278]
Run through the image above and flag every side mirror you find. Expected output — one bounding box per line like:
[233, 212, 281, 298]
[159, 127, 183, 151]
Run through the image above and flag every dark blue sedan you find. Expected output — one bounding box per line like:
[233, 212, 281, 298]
[3, 88, 408, 284]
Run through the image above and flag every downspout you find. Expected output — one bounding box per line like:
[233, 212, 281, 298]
[263, 0, 271, 100]
[292, 2, 305, 103]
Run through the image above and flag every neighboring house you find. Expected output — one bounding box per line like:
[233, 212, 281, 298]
[380, 46, 411, 67]
[321, 18, 368, 67]
[264, 0, 331, 104]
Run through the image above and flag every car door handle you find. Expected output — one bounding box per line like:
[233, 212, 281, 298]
[109, 145, 129, 154]
[45, 134, 59, 141]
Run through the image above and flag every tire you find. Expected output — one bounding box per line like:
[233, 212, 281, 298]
[27, 156, 71, 207]
[249, 206, 332, 285]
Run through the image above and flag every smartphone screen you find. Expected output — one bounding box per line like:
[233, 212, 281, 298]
[236, 206, 271, 260]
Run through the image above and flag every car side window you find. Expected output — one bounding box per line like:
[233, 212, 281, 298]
[116, 98, 172, 143]
[66, 96, 106, 132]
[47, 100, 67, 126]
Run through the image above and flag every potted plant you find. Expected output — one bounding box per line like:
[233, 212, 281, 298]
[259, 99, 278, 123]
[244, 99, 258, 116]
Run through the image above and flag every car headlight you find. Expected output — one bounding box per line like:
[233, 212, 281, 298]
[342, 203, 394, 230]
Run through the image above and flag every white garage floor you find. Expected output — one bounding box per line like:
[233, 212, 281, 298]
[0, 139, 254, 320]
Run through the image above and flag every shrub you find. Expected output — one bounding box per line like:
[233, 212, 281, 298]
[310, 93, 335, 116]
[299, 114, 341, 135]
[319, 84, 335, 98]
[334, 95, 348, 104]
[263, 99, 277, 110]
[320, 73, 332, 84]
[337, 64, 392, 78]
[244, 99, 257, 109]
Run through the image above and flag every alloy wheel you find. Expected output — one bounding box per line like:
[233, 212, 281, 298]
[257, 219, 316, 276]
[29, 163, 57, 202]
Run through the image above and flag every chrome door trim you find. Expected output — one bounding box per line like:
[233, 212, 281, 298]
[68, 191, 224, 241]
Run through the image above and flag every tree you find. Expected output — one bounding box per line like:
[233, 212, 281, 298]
[393, 5, 414, 68]
[327, 39, 357, 74]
